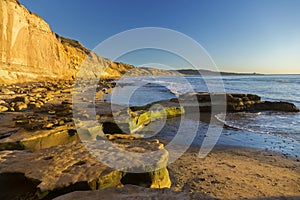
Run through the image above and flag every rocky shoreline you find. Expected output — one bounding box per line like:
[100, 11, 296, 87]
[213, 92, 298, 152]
[1, 1, 299, 199]
[0, 79, 299, 199]
[0, 80, 173, 199]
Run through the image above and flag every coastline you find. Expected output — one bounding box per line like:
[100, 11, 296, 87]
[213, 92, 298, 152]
[0, 79, 299, 199]
[1, 1, 299, 199]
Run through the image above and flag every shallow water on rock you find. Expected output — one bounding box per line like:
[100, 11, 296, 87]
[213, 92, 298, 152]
[155, 115, 300, 158]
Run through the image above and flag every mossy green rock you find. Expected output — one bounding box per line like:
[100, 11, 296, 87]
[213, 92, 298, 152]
[0, 140, 171, 200]
[0, 126, 80, 151]
[129, 106, 184, 133]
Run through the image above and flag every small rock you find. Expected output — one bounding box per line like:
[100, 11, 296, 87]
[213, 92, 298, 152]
[35, 101, 44, 108]
[81, 113, 90, 119]
[42, 116, 49, 121]
[42, 123, 54, 129]
[28, 96, 36, 102]
[62, 100, 72, 105]
[28, 102, 37, 109]
[35, 93, 42, 98]
[31, 88, 48, 93]
[0, 88, 15, 94]
[0, 105, 9, 112]
[48, 110, 56, 115]
[39, 98, 47, 104]
[82, 97, 89, 102]
[46, 86, 55, 91]
[14, 102, 28, 111]
[13, 96, 29, 104]
[62, 117, 73, 122]
[15, 120, 29, 125]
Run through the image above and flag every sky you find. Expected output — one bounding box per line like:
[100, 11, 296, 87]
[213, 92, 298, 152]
[19, 0, 300, 74]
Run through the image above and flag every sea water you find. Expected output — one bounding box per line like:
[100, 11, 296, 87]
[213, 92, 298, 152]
[105, 74, 300, 157]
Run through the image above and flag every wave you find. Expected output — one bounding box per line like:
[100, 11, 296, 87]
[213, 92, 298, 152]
[147, 79, 194, 96]
[276, 79, 291, 83]
[215, 112, 269, 134]
[215, 112, 300, 142]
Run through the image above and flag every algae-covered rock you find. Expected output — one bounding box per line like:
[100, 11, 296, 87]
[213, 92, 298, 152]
[128, 106, 184, 134]
[0, 126, 80, 151]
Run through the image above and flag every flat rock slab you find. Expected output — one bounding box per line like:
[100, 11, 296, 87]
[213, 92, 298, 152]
[0, 122, 79, 151]
[154, 92, 300, 113]
[0, 140, 170, 200]
[53, 184, 213, 200]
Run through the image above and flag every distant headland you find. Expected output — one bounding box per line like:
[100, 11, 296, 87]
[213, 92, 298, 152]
[175, 69, 263, 76]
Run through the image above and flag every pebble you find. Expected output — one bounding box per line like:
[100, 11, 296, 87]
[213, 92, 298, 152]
[28, 102, 37, 109]
[48, 110, 56, 115]
[0, 100, 6, 104]
[28, 96, 36, 102]
[13, 102, 28, 111]
[15, 120, 29, 125]
[31, 87, 48, 93]
[35, 101, 44, 108]
[62, 100, 72, 105]
[42, 123, 54, 129]
[0, 105, 9, 112]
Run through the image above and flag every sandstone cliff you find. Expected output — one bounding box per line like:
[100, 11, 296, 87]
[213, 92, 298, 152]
[0, 0, 139, 84]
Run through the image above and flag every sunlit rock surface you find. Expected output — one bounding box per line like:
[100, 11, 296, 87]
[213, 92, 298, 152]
[53, 184, 213, 200]
[0, 140, 170, 200]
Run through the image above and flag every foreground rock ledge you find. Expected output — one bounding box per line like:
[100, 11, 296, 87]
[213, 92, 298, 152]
[53, 184, 212, 200]
[0, 141, 171, 200]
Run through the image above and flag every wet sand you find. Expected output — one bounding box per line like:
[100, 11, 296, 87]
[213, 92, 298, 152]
[167, 145, 300, 199]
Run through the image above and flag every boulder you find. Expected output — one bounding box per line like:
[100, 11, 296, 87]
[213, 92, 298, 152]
[0, 140, 170, 200]
[253, 101, 300, 112]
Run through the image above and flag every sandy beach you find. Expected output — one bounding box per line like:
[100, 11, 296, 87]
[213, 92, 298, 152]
[167, 145, 300, 199]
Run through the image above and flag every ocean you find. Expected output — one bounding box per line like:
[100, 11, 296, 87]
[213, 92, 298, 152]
[105, 74, 300, 157]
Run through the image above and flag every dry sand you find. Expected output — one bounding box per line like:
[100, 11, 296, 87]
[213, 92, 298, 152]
[168, 146, 300, 200]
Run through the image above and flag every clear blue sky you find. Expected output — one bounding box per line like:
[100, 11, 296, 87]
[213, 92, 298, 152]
[19, 0, 300, 74]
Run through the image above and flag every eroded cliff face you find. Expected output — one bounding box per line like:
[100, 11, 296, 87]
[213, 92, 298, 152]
[0, 0, 135, 84]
